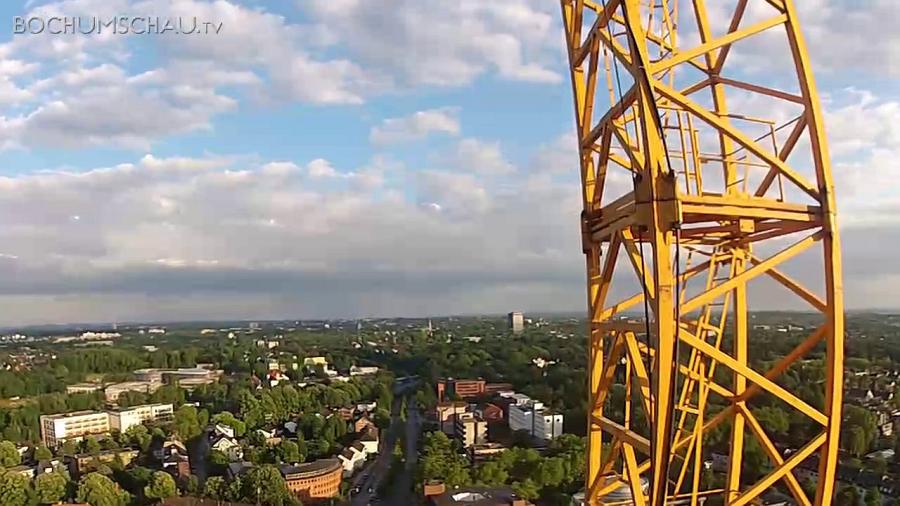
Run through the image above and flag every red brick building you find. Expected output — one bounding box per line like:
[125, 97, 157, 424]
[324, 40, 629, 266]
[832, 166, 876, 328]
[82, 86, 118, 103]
[437, 378, 516, 401]
[477, 403, 505, 424]
[281, 459, 342, 502]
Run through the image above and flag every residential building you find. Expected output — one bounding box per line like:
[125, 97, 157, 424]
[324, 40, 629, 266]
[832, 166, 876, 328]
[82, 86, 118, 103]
[67, 449, 139, 476]
[279, 459, 343, 501]
[507, 312, 524, 334]
[65, 383, 102, 395]
[356, 401, 377, 413]
[427, 485, 530, 506]
[338, 444, 367, 476]
[484, 383, 514, 395]
[211, 436, 244, 461]
[132, 367, 223, 390]
[213, 423, 236, 439]
[108, 403, 174, 433]
[160, 497, 253, 506]
[469, 443, 508, 463]
[532, 411, 564, 441]
[153, 439, 188, 461]
[338, 406, 356, 421]
[508, 399, 563, 441]
[455, 412, 488, 448]
[353, 415, 376, 434]
[437, 378, 486, 401]
[350, 365, 380, 376]
[40, 411, 110, 448]
[104, 381, 159, 402]
[476, 403, 505, 424]
[5, 465, 36, 479]
[359, 430, 379, 454]
[162, 452, 191, 480]
[436, 402, 469, 435]
[304, 356, 328, 367]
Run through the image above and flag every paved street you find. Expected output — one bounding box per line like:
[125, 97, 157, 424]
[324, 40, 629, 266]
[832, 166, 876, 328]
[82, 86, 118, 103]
[350, 380, 421, 505]
[386, 401, 421, 502]
[188, 429, 210, 484]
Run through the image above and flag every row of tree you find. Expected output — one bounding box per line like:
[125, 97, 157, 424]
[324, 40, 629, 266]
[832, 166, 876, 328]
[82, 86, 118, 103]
[416, 431, 586, 502]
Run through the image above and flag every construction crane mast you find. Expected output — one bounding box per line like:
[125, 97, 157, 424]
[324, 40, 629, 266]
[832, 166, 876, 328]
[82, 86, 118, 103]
[560, 1, 844, 505]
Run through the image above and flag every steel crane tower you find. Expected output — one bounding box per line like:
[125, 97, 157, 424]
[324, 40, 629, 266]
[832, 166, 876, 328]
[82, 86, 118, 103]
[561, 1, 844, 505]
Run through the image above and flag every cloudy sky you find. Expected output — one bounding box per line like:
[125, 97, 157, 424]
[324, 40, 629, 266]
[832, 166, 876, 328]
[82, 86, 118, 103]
[0, 0, 896, 325]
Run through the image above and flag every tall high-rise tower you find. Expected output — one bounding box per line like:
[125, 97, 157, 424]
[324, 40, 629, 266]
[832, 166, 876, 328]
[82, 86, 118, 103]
[507, 312, 524, 334]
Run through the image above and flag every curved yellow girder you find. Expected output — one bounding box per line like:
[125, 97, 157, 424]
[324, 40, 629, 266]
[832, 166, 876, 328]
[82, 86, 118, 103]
[561, 1, 843, 505]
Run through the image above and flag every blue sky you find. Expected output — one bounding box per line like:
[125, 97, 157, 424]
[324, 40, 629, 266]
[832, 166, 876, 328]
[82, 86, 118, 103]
[0, 0, 897, 325]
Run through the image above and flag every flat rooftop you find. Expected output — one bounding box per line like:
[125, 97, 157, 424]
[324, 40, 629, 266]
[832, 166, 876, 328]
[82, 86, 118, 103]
[42, 410, 104, 419]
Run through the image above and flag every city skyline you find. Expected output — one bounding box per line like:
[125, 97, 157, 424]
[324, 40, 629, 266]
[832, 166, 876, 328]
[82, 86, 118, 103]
[0, 0, 897, 325]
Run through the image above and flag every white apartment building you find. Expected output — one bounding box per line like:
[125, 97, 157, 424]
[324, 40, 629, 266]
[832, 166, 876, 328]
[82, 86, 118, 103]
[65, 383, 102, 395]
[350, 365, 380, 376]
[108, 403, 174, 433]
[508, 398, 564, 441]
[507, 312, 524, 334]
[455, 412, 488, 448]
[104, 381, 159, 402]
[40, 411, 110, 448]
[532, 411, 564, 441]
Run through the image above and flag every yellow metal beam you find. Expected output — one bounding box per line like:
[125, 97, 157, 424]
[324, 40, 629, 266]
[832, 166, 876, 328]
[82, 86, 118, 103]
[562, 1, 844, 504]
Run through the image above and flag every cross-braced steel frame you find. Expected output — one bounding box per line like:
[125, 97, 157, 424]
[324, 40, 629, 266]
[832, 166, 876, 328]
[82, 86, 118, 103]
[561, 1, 843, 505]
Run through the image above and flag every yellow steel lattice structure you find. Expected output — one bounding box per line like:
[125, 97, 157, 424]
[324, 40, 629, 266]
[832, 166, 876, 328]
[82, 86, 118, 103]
[561, 1, 843, 505]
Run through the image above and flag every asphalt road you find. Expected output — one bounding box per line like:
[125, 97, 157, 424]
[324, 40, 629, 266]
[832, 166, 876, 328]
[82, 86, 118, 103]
[188, 429, 210, 484]
[349, 396, 402, 505]
[350, 382, 422, 505]
[387, 402, 421, 501]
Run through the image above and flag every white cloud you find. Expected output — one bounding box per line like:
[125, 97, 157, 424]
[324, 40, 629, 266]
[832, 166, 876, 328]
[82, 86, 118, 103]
[450, 138, 515, 176]
[307, 158, 337, 178]
[0, 143, 585, 323]
[0, 0, 569, 151]
[825, 90, 900, 226]
[302, 0, 562, 86]
[370, 107, 460, 146]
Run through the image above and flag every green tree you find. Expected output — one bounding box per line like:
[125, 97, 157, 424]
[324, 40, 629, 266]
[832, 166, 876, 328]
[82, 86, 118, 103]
[307, 439, 331, 459]
[417, 432, 470, 487]
[61, 440, 78, 457]
[174, 405, 204, 441]
[144, 471, 177, 501]
[865, 456, 888, 475]
[535, 457, 566, 488]
[203, 476, 228, 500]
[76, 472, 131, 506]
[753, 406, 790, 437]
[511, 479, 540, 501]
[0, 441, 21, 467]
[842, 405, 877, 457]
[473, 461, 508, 486]
[83, 438, 101, 455]
[865, 487, 882, 506]
[0, 472, 31, 506]
[845, 426, 870, 458]
[183, 474, 201, 496]
[208, 450, 230, 467]
[276, 440, 302, 464]
[373, 408, 391, 430]
[836, 484, 862, 506]
[212, 411, 247, 437]
[33, 445, 53, 462]
[114, 466, 152, 496]
[240, 465, 296, 506]
[34, 471, 68, 505]
[123, 425, 152, 452]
